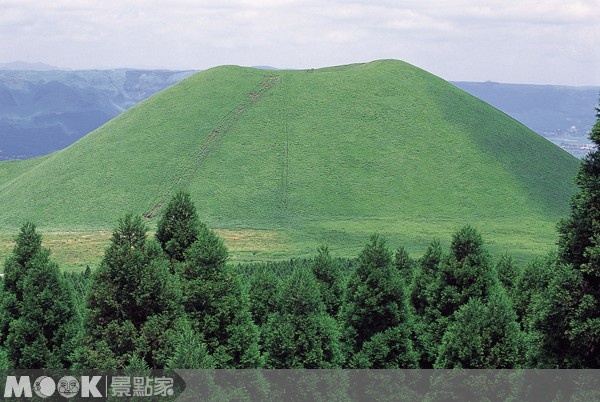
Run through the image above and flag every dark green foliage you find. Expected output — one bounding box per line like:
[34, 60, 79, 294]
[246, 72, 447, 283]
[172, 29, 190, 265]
[79, 214, 182, 369]
[0, 222, 42, 345]
[182, 225, 229, 280]
[513, 256, 556, 324]
[411, 239, 443, 317]
[5, 203, 598, 371]
[451, 224, 483, 263]
[410, 239, 443, 368]
[247, 268, 281, 327]
[8, 253, 79, 368]
[508, 256, 555, 367]
[63, 267, 92, 320]
[553, 101, 600, 367]
[395, 246, 416, 286]
[310, 245, 344, 317]
[0, 283, 17, 350]
[1, 223, 78, 369]
[88, 221, 179, 328]
[341, 234, 416, 367]
[353, 325, 418, 369]
[263, 312, 343, 368]
[181, 228, 262, 368]
[156, 190, 201, 262]
[436, 225, 497, 318]
[0, 347, 9, 369]
[533, 261, 595, 368]
[124, 354, 150, 373]
[11, 222, 43, 269]
[237, 258, 307, 279]
[276, 266, 327, 326]
[135, 312, 183, 369]
[413, 228, 499, 368]
[75, 339, 119, 370]
[558, 103, 600, 269]
[435, 286, 522, 368]
[0, 281, 5, 370]
[166, 317, 215, 369]
[496, 253, 520, 296]
[262, 267, 344, 368]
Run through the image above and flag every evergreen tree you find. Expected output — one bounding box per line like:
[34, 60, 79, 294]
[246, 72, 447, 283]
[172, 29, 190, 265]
[410, 239, 443, 368]
[353, 325, 418, 369]
[410, 239, 443, 317]
[495, 253, 520, 297]
[435, 286, 523, 368]
[507, 256, 556, 367]
[0, 223, 78, 369]
[181, 227, 262, 368]
[248, 268, 281, 327]
[341, 234, 417, 368]
[394, 246, 415, 286]
[0, 282, 5, 369]
[166, 317, 215, 369]
[262, 267, 344, 368]
[78, 214, 182, 369]
[559, 101, 600, 269]
[310, 245, 344, 317]
[0, 222, 43, 345]
[156, 190, 201, 262]
[7, 249, 79, 369]
[0, 346, 9, 370]
[534, 261, 590, 368]
[435, 225, 497, 318]
[414, 227, 498, 368]
[552, 100, 600, 367]
[513, 256, 556, 324]
[63, 267, 93, 321]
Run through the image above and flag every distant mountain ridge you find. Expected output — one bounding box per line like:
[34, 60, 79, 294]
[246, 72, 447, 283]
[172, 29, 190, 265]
[0, 68, 196, 160]
[0, 64, 597, 161]
[0, 61, 58, 71]
[452, 81, 599, 157]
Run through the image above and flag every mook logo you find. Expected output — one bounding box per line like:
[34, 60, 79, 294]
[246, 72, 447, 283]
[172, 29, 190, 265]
[3, 371, 183, 399]
[4, 375, 104, 398]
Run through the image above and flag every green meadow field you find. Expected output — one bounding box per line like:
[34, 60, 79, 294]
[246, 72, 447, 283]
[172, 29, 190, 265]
[0, 60, 579, 270]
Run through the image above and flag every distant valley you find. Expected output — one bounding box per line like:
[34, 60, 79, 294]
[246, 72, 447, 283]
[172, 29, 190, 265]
[0, 64, 597, 160]
[453, 81, 599, 158]
[0, 67, 195, 160]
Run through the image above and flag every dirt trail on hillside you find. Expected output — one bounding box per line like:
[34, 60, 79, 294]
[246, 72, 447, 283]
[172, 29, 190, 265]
[144, 74, 281, 219]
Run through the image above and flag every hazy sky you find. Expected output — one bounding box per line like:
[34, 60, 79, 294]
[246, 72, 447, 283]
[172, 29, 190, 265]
[1, 0, 599, 85]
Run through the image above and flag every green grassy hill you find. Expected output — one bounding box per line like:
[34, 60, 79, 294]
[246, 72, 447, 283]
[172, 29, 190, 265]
[0, 60, 579, 263]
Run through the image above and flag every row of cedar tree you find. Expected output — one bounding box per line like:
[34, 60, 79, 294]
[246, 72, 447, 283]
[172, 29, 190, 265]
[1, 109, 600, 370]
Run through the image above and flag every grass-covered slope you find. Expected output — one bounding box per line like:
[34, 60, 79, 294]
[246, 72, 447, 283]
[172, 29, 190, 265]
[0, 60, 579, 261]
